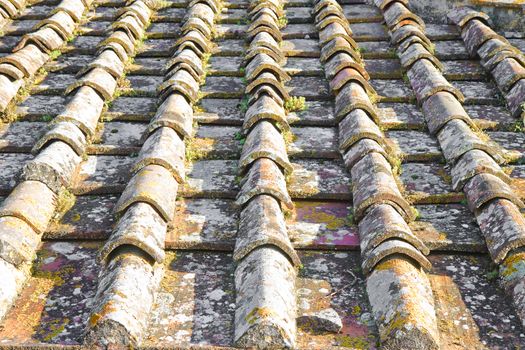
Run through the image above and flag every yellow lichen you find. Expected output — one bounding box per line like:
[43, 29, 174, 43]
[339, 335, 371, 349]
[501, 252, 525, 278]
[351, 305, 362, 316]
[301, 204, 347, 230]
[52, 188, 76, 223]
[246, 307, 277, 324]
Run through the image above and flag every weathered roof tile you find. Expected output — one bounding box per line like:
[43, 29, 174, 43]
[234, 194, 300, 266]
[505, 78, 525, 118]
[0, 216, 39, 266]
[492, 57, 525, 93]
[464, 173, 524, 212]
[0, 44, 46, 77]
[461, 19, 505, 56]
[358, 203, 428, 256]
[351, 152, 415, 222]
[236, 157, 293, 209]
[147, 93, 194, 139]
[320, 36, 361, 64]
[362, 238, 432, 274]
[239, 120, 292, 175]
[234, 246, 296, 348]
[54, 85, 105, 139]
[78, 48, 125, 78]
[324, 51, 369, 80]
[243, 93, 288, 131]
[32, 121, 87, 156]
[85, 247, 163, 347]
[437, 118, 504, 164]
[451, 149, 510, 191]
[133, 126, 185, 183]
[421, 91, 475, 135]
[334, 81, 378, 123]
[66, 66, 118, 100]
[407, 58, 465, 104]
[99, 201, 167, 264]
[447, 6, 490, 28]
[342, 137, 391, 169]
[398, 42, 443, 71]
[383, 2, 424, 31]
[22, 140, 81, 193]
[338, 108, 384, 153]
[477, 198, 525, 263]
[115, 164, 178, 222]
[366, 256, 439, 349]
[329, 66, 376, 96]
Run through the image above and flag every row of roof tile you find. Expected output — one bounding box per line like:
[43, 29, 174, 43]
[233, 0, 299, 346]
[379, 0, 525, 345]
[86, 0, 222, 346]
[318, 0, 438, 347]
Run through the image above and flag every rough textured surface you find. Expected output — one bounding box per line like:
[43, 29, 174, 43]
[367, 257, 439, 350]
[0, 0, 523, 348]
[234, 247, 297, 348]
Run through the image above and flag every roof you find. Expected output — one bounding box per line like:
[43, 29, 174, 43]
[0, 0, 523, 348]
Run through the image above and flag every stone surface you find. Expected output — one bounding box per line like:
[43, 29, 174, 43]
[22, 141, 81, 193]
[236, 158, 293, 209]
[367, 257, 438, 349]
[234, 194, 300, 266]
[430, 254, 525, 349]
[351, 153, 414, 222]
[100, 201, 167, 264]
[114, 164, 178, 222]
[296, 308, 343, 334]
[234, 246, 297, 348]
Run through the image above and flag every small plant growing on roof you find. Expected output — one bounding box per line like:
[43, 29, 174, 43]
[277, 16, 288, 28]
[511, 120, 525, 132]
[284, 96, 307, 113]
[233, 131, 246, 145]
[238, 95, 249, 113]
[49, 50, 62, 60]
